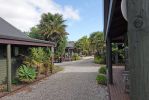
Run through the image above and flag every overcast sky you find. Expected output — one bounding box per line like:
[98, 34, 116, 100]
[0, 0, 103, 41]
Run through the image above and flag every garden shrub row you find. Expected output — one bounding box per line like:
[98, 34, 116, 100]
[13, 47, 60, 84]
[96, 65, 107, 85]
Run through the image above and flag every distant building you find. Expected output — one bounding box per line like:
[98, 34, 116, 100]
[64, 41, 75, 61]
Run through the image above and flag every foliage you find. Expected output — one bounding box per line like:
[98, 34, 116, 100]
[12, 78, 20, 85]
[72, 53, 81, 61]
[29, 47, 44, 75]
[29, 27, 44, 40]
[96, 74, 107, 85]
[29, 47, 45, 63]
[75, 36, 90, 55]
[99, 66, 107, 74]
[89, 32, 105, 53]
[29, 12, 68, 59]
[94, 55, 100, 64]
[29, 13, 67, 42]
[24, 47, 52, 76]
[74, 32, 105, 56]
[43, 48, 52, 62]
[55, 36, 67, 58]
[38, 13, 67, 42]
[112, 43, 125, 64]
[17, 65, 36, 83]
[94, 55, 105, 64]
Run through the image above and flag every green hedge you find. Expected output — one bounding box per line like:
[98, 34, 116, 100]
[94, 55, 105, 64]
[96, 74, 107, 85]
[99, 66, 107, 74]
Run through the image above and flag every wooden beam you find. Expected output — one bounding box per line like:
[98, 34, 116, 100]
[106, 37, 113, 84]
[105, 0, 117, 39]
[110, 19, 127, 29]
[127, 0, 149, 99]
[7, 44, 11, 92]
[104, 0, 110, 35]
[0, 39, 55, 47]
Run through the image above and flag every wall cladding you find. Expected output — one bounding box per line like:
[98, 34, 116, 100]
[0, 59, 7, 84]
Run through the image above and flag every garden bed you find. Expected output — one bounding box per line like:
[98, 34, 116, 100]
[0, 66, 63, 98]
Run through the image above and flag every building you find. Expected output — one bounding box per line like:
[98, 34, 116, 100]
[64, 41, 75, 61]
[104, 0, 149, 100]
[0, 17, 55, 91]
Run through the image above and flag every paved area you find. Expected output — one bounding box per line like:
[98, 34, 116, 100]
[1, 57, 109, 100]
[109, 66, 130, 100]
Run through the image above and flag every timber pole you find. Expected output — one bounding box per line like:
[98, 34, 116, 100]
[106, 36, 113, 84]
[127, 0, 149, 99]
[7, 44, 11, 92]
[51, 46, 54, 66]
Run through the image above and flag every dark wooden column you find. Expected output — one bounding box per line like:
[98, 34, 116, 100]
[106, 36, 113, 84]
[7, 44, 11, 92]
[127, 0, 149, 99]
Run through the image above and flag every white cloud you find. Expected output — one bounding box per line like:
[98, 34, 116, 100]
[63, 6, 80, 20]
[0, 0, 80, 31]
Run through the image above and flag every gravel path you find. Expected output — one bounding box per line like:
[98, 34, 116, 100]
[1, 57, 109, 100]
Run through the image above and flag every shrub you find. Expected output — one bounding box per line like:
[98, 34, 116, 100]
[12, 78, 20, 85]
[72, 53, 81, 61]
[99, 66, 107, 74]
[94, 55, 105, 64]
[94, 56, 100, 64]
[24, 47, 52, 76]
[42, 61, 53, 75]
[98, 57, 105, 64]
[17, 65, 36, 83]
[96, 74, 107, 85]
[40, 63, 46, 74]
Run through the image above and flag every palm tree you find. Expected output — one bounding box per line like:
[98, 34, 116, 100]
[89, 32, 104, 53]
[74, 36, 90, 55]
[38, 13, 67, 42]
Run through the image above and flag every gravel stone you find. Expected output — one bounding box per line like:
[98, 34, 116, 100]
[1, 57, 109, 100]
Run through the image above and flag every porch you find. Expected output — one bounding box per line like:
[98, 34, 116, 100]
[104, 0, 149, 99]
[108, 66, 130, 100]
[0, 17, 55, 92]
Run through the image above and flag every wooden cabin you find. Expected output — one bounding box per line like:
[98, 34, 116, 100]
[0, 17, 55, 91]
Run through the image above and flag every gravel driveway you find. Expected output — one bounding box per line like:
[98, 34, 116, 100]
[1, 57, 109, 100]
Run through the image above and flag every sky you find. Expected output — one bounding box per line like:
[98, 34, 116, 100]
[0, 0, 103, 41]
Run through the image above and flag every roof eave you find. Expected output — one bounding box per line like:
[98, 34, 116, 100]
[105, 0, 117, 40]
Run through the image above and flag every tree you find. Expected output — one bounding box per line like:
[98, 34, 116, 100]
[89, 31, 105, 54]
[29, 27, 44, 40]
[75, 36, 90, 55]
[38, 13, 67, 42]
[28, 13, 68, 61]
[55, 36, 67, 58]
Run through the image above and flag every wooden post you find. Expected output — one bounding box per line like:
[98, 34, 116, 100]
[7, 44, 11, 92]
[51, 46, 54, 65]
[127, 0, 149, 99]
[68, 48, 70, 61]
[106, 37, 113, 84]
[115, 44, 118, 64]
